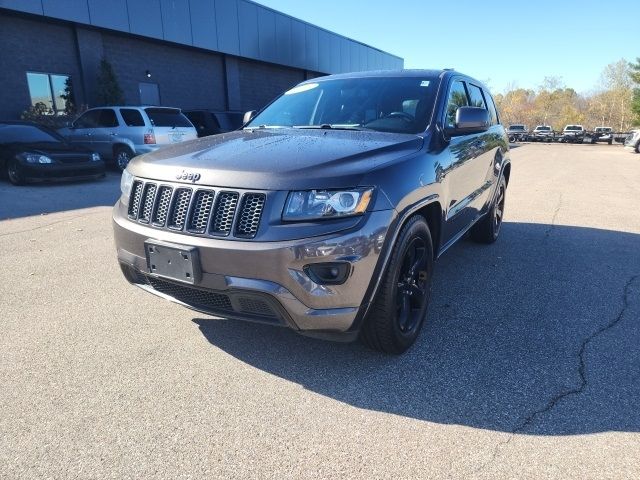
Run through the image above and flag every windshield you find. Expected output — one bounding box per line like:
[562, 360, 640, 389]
[0, 124, 64, 144]
[536, 126, 551, 131]
[247, 77, 437, 134]
[565, 125, 582, 131]
[509, 125, 525, 131]
[145, 108, 193, 128]
[595, 127, 611, 132]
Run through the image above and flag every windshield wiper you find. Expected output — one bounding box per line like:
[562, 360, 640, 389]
[244, 124, 287, 129]
[294, 124, 372, 131]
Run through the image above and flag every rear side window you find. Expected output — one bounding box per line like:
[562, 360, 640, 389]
[445, 80, 469, 128]
[120, 109, 145, 127]
[483, 91, 499, 125]
[97, 109, 119, 128]
[144, 108, 193, 128]
[467, 84, 486, 109]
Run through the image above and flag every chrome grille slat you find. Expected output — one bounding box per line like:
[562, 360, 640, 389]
[236, 193, 265, 238]
[187, 189, 215, 233]
[128, 178, 265, 240]
[167, 188, 192, 230]
[210, 191, 239, 236]
[138, 183, 157, 223]
[152, 185, 173, 226]
[127, 180, 144, 218]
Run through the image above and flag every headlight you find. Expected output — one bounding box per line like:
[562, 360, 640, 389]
[91, 152, 101, 162]
[283, 188, 373, 221]
[120, 169, 134, 198]
[20, 153, 53, 164]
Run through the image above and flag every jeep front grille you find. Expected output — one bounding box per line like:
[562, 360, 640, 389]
[127, 179, 266, 239]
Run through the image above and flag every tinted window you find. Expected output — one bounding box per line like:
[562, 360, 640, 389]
[0, 124, 63, 144]
[248, 77, 437, 134]
[483, 90, 499, 125]
[97, 109, 118, 128]
[467, 84, 486, 109]
[74, 110, 101, 128]
[145, 108, 193, 128]
[445, 80, 469, 128]
[120, 109, 145, 127]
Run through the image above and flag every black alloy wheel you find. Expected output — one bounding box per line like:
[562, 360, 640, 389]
[361, 215, 434, 354]
[395, 237, 429, 335]
[471, 175, 507, 244]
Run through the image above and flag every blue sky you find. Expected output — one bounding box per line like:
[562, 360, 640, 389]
[254, 0, 639, 94]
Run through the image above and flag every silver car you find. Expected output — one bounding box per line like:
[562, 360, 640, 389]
[59, 106, 197, 170]
[624, 129, 640, 153]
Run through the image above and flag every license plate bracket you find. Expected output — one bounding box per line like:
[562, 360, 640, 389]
[144, 240, 201, 284]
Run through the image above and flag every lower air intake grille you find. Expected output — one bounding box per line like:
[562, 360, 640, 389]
[147, 276, 233, 311]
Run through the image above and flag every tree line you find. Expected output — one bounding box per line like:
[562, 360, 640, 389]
[494, 58, 640, 132]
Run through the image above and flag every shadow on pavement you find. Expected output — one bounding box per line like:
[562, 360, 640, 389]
[193, 222, 640, 435]
[0, 171, 121, 220]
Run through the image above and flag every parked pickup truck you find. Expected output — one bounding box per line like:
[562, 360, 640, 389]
[561, 125, 586, 143]
[506, 124, 528, 142]
[531, 125, 555, 142]
[587, 126, 613, 145]
[113, 69, 511, 354]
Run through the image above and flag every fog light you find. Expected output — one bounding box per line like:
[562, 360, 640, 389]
[303, 262, 350, 285]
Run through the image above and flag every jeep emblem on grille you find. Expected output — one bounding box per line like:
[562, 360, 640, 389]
[176, 170, 201, 182]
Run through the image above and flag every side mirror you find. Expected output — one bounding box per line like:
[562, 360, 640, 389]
[243, 110, 256, 125]
[446, 107, 490, 136]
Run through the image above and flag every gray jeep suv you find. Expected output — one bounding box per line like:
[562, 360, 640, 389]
[113, 70, 511, 353]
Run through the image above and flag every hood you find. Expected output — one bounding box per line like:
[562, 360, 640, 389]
[127, 128, 423, 190]
[4, 141, 91, 155]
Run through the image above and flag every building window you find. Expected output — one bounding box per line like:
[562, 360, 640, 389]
[26, 72, 74, 115]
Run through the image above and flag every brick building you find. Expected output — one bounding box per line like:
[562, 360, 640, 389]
[0, 0, 402, 119]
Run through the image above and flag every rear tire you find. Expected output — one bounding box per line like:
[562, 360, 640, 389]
[471, 176, 506, 244]
[361, 215, 434, 354]
[114, 146, 134, 172]
[7, 159, 25, 186]
[636, 142, 640, 154]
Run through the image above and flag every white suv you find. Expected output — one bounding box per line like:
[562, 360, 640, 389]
[59, 106, 198, 170]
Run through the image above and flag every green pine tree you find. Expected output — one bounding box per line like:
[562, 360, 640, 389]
[96, 58, 124, 106]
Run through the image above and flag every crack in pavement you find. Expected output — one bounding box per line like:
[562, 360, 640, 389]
[474, 273, 639, 475]
[544, 192, 563, 238]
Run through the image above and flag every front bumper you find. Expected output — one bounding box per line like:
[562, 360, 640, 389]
[113, 200, 395, 337]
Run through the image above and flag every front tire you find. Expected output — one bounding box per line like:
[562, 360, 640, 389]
[361, 215, 434, 354]
[471, 176, 506, 244]
[7, 159, 25, 186]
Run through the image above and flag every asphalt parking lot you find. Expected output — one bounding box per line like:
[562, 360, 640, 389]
[1, 143, 639, 479]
